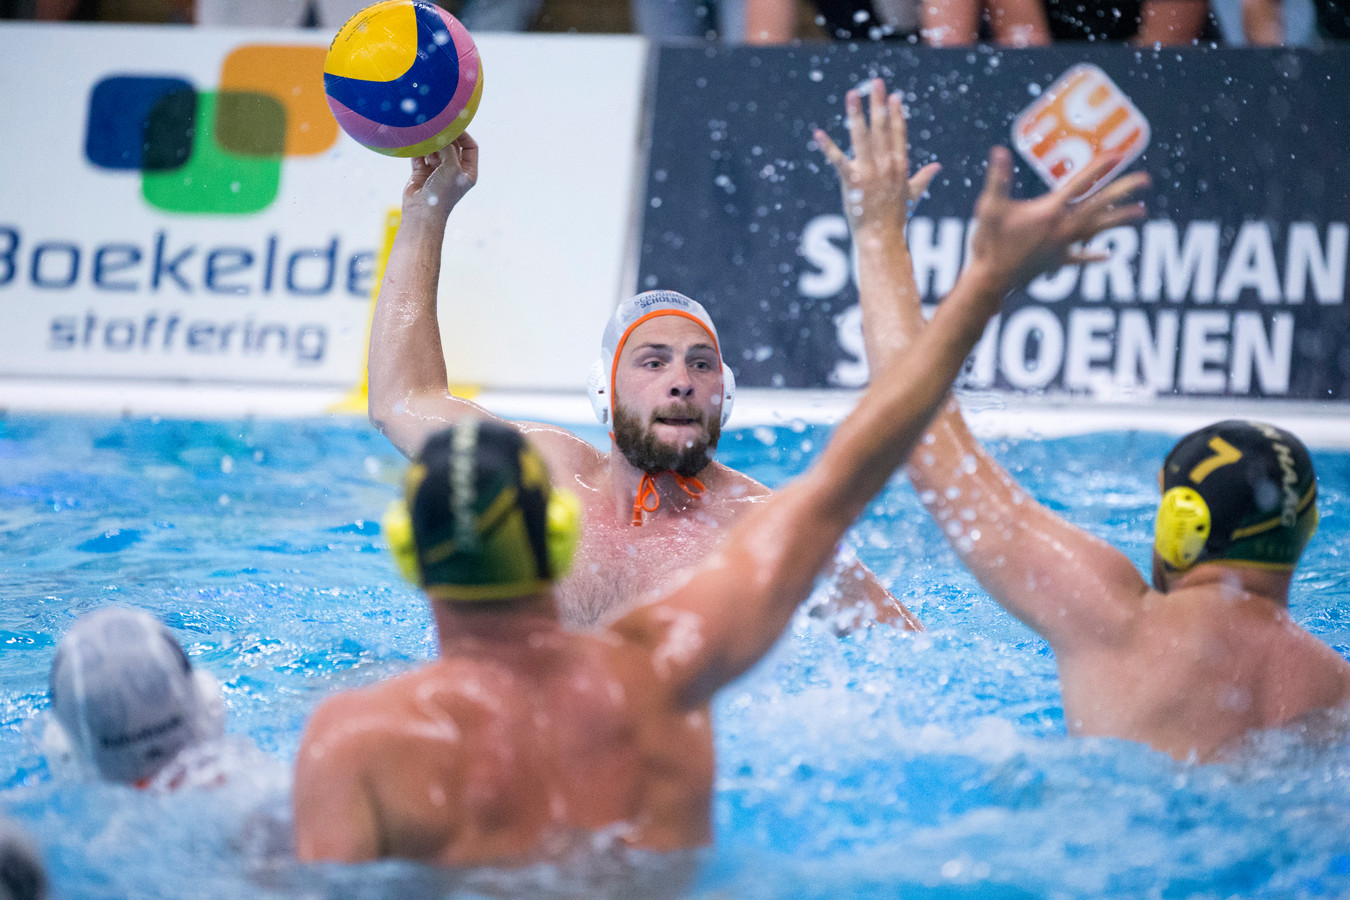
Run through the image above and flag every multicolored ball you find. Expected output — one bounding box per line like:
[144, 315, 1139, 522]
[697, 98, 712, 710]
[323, 0, 483, 158]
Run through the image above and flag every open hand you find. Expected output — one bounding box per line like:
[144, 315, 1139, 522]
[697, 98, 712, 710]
[965, 146, 1149, 302]
[814, 79, 941, 236]
[401, 132, 479, 224]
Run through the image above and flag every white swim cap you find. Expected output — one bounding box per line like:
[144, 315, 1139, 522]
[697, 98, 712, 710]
[587, 290, 736, 428]
[46, 607, 224, 786]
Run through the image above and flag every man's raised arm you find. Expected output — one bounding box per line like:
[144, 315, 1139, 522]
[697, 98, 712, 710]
[367, 134, 508, 459]
[818, 81, 939, 392]
[817, 83, 1154, 651]
[793, 81, 941, 635]
[612, 157, 1020, 709]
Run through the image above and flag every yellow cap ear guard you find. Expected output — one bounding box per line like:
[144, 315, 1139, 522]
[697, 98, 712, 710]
[383, 488, 581, 589]
[1154, 486, 1212, 571]
[545, 487, 582, 580]
[383, 499, 421, 585]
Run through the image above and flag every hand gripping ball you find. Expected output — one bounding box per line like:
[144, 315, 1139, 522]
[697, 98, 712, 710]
[324, 0, 483, 158]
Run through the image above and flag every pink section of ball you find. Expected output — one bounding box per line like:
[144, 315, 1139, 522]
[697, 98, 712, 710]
[327, 60, 479, 148]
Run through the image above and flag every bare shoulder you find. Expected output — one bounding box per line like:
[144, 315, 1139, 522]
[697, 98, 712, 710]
[1283, 618, 1350, 686]
[302, 679, 411, 753]
[293, 671, 460, 862]
[604, 603, 694, 689]
[299, 668, 484, 789]
[1022, 535, 1152, 649]
[294, 688, 389, 807]
[513, 422, 606, 476]
[1235, 613, 1350, 722]
[705, 461, 772, 502]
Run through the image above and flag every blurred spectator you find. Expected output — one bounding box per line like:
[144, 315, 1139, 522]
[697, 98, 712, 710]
[739, 0, 919, 42]
[193, 0, 540, 30]
[1242, 0, 1344, 42]
[1241, 0, 1286, 40]
[743, 0, 1215, 44]
[923, 0, 1217, 45]
[634, 0, 747, 40]
[810, 0, 921, 39]
[194, 0, 365, 26]
[1308, 0, 1349, 38]
[1132, 0, 1217, 43]
[17, 0, 189, 21]
[745, 0, 794, 40]
[454, 0, 541, 30]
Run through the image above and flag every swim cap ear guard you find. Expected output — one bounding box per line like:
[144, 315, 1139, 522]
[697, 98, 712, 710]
[189, 669, 226, 745]
[43, 670, 224, 784]
[384, 488, 582, 589]
[383, 498, 420, 584]
[587, 291, 736, 428]
[544, 486, 581, 580]
[588, 360, 735, 428]
[1154, 420, 1319, 574]
[1154, 486, 1212, 570]
[384, 421, 582, 601]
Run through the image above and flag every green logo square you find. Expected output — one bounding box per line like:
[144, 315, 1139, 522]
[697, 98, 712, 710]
[142, 91, 284, 215]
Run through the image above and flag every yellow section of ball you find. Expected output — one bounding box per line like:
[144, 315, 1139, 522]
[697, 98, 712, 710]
[324, 0, 419, 82]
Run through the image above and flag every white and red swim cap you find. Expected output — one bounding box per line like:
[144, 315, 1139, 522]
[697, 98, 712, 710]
[587, 290, 736, 427]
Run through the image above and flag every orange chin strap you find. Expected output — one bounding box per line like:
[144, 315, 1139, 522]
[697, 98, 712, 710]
[632, 472, 707, 526]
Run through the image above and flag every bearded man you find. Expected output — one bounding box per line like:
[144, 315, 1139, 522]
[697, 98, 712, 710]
[364, 133, 919, 630]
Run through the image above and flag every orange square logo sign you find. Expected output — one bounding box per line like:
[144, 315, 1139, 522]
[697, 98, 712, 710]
[1012, 64, 1150, 197]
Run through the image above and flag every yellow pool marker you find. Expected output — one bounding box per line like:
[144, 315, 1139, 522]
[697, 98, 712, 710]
[328, 208, 482, 415]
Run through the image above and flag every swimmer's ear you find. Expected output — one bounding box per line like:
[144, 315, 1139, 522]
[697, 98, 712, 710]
[587, 359, 611, 426]
[383, 500, 422, 585]
[41, 715, 73, 764]
[1294, 501, 1320, 562]
[718, 364, 736, 427]
[545, 488, 582, 581]
[1155, 486, 1211, 571]
[39, 714, 87, 781]
[191, 670, 226, 743]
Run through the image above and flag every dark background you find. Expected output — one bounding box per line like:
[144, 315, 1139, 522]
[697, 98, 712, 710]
[638, 45, 1350, 398]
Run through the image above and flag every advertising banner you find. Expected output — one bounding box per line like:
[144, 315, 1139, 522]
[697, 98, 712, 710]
[638, 45, 1350, 401]
[0, 24, 646, 412]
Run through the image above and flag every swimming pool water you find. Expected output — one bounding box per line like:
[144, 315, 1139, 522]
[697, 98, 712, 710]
[2, 413, 1349, 899]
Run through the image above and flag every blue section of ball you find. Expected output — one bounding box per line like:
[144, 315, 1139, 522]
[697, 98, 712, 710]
[322, 2, 461, 129]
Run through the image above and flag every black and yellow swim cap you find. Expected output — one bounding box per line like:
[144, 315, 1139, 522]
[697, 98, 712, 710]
[383, 420, 581, 602]
[1155, 420, 1318, 573]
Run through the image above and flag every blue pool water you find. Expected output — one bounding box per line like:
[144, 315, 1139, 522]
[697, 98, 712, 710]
[2, 413, 1349, 899]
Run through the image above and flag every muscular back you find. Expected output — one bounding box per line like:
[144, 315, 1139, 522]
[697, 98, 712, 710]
[296, 632, 715, 866]
[1058, 581, 1350, 761]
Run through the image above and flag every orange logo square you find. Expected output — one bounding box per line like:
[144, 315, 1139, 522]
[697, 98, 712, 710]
[1012, 64, 1150, 197]
[221, 45, 337, 157]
